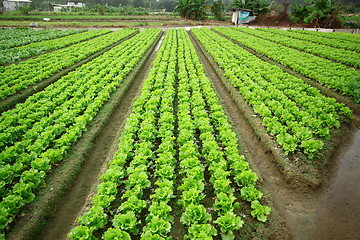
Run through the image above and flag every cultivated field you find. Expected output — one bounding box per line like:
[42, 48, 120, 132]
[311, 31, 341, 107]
[0, 26, 359, 240]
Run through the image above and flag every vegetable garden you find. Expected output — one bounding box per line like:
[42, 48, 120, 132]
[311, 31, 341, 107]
[0, 26, 359, 240]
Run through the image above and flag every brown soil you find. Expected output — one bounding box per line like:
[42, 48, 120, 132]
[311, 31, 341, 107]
[5, 31, 162, 240]
[0, 30, 138, 113]
[308, 15, 343, 29]
[248, 13, 344, 29]
[248, 13, 306, 27]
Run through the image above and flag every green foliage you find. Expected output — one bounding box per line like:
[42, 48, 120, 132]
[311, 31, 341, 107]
[184, 224, 217, 239]
[202, 27, 354, 161]
[214, 192, 236, 214]
[78, 206, 107, 229]
[146, 202, 173, 222]
[60, 6, 68, 12]
[94, 3, 105, 15]
[102, 228, 131, 240]
[291, 0, 341, 27]
[112, 211, 140, 234]
[231, 0, 272, 15]
[252, 0, 272, 14]
[67, 225, 96, 240]
[211, 0, 224, 20]
[292, 1, 313, 21]
[251, 200, 271, 222]
[215, 211, 244, 240]
[240, 186, 263, 202]
[345, 77, 360, 103]
[119, 195, 148, 214]
[141, 217, 172, 239]
[0, 28, 161, 235]
[180, 204, 212, 225]
[174, 0, 209, 20]
[19, 4, 31, 15]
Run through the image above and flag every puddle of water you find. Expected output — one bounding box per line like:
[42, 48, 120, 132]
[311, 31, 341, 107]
[312, 130, 360, 240]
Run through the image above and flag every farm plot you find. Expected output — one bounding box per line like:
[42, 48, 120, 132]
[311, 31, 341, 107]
[68, 28, 271, 240]
[0, 28, 137, 101]
[0, 27, 85, 50]
[232, 27, 360, 68]
[213, 27, 360, 103]
[257, 28, 360, 53]
[191, 27, 352, 163]
[293, 29, 360, 44]
[0, 29, 111, 64]
[0, 28, 161, 238]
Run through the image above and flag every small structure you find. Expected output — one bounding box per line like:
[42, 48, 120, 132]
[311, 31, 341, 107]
[231, 9, 256, 25]
[3, 0, 32, 11]
[53, 1, 84, 12]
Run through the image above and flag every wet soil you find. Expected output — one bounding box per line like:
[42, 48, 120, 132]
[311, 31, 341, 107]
[189, 29, 360, 240]
[311, 129, 360, 240]
[283, 127, 360, 240]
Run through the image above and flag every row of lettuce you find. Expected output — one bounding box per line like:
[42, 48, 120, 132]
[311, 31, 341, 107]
[258, 28, 360, 53]
[294, 29, 360, 44]
[0, 28, 162, 238]
[0, 29, 110, 65]
[0, 27, 85, 50]
[0, 28, 137, 101]
[191, 27, 353, 160]
[235, 27, 360, 68]
[215, 27, 360, 103]
[68, 28, 270, 240]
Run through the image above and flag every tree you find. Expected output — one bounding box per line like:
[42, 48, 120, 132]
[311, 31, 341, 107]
[19, 4, 31, 14]
[231, 0, 253, 9]
[211, 0, 225, 20]
[231, 0, 272, 15]
[292, 0, 341, 27]
[174, 0, 209, 20]
[252, 0, 272, 14]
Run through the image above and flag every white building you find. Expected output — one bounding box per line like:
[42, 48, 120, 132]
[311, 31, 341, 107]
[53, 2, 84, 12]
[3, 0, 32, 11]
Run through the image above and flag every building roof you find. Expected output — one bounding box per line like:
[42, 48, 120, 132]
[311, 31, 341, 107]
[4, 0, 32, 2]
[230, 8, 253, 12]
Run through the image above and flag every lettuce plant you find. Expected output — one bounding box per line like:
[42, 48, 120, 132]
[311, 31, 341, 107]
[102, 228, 131, 240]
[180, 204, 212, 226]
[215, 211, 244, 240]
[112, 211, 140, 234]
[184, 224, 217, 239]
[251, 200, 271, 222]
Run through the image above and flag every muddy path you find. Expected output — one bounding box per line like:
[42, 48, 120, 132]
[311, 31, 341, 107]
[311, 128, 360, 239]
[34, 33, 165, 240]
[189, 30, 360, 240]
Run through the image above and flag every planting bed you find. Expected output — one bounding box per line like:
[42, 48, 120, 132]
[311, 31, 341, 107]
[0, 26, 359, 240]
